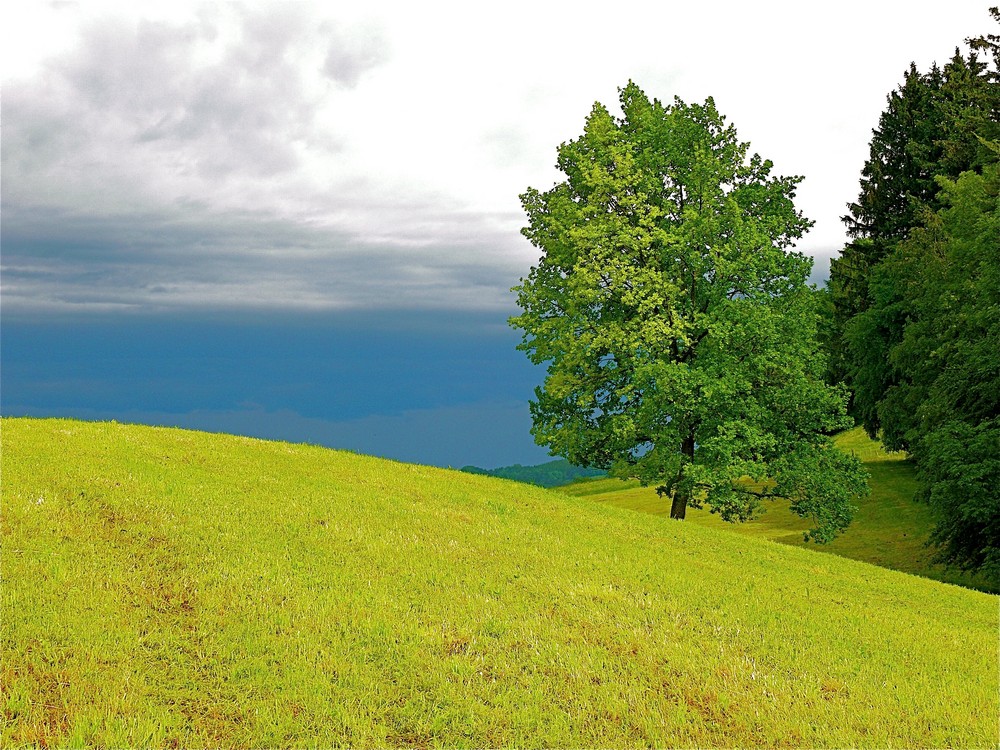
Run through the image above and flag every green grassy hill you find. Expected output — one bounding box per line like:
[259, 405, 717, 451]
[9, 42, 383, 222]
[560, 427, 996, 593]
[2, 418, 997, 747]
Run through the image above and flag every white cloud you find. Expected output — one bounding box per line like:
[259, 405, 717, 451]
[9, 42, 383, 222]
[2, 4, 379, 210]
[1, 0, 992, 313]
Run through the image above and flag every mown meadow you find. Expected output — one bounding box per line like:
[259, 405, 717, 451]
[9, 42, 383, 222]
[2, 417, 997, 747]
[561, 427, 997, 593]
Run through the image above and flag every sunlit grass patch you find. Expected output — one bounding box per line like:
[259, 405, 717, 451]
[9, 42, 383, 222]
[561, 427, 995, 592]
[2, 418, 997, 747]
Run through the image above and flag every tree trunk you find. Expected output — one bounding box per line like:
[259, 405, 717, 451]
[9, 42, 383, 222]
[669, 490, 688, 520]
[669, 432, 697, 520]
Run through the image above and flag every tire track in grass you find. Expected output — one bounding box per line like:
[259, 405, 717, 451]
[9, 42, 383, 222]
[2, 423, 249, 746]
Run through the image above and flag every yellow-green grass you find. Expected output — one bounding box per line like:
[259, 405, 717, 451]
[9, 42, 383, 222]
[2, 417, 997, 748]
[562, 427, 996, 593]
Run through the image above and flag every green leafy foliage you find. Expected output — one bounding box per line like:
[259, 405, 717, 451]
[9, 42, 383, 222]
[841, 51, 999, 254]
[829, 38, 1000, 390]
[842, 64, 946, 251]
[920, 419, 1000, 579]
[847, 164, 1000, 580]
[511, 83, 866, 541]
[829, 10, 1000, 583]
[562, 427, 996, 593]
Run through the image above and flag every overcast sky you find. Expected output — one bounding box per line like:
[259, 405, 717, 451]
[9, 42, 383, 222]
[1, 1, 993, 466]
[3, 0, 991, 314]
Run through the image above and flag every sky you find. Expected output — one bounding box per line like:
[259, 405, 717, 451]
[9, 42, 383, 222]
[1, 0, 992, 468]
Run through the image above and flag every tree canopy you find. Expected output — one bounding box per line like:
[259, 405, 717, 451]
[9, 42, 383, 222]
[828, 8, 1000, 583]
[847, 161, 1000, 578]
[511, 83, 867, 543]
[828, 39, 1000, 392]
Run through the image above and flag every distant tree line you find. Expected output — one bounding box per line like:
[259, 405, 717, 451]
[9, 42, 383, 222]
[826, 8, 1000, 582]
[460, 459, 606, 488]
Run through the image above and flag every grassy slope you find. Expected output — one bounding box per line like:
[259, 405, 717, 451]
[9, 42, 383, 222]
[562, 427, 996, 592]
[2, 418, 997, 748]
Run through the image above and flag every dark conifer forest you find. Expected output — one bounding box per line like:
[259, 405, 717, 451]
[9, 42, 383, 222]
[826, 8, 1000, 582]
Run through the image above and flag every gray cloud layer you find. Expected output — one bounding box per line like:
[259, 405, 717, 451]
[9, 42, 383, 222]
[2, 203, 521, 313]
[8, 0, 942, 314]
[2, 3, 524, 314]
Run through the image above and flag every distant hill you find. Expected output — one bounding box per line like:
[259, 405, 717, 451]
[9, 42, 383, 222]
[460, 458, 605, 487]
[3, 417, 996, 747]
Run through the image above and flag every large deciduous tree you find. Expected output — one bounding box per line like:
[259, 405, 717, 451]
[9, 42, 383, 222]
[511, 83, 868, 543]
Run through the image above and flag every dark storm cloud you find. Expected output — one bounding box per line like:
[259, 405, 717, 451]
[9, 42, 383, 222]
[809, 249, 836, 287]
[1, 403, 550, 469]
[0, 204, 521, 313]
[1, 310, 550, 467]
